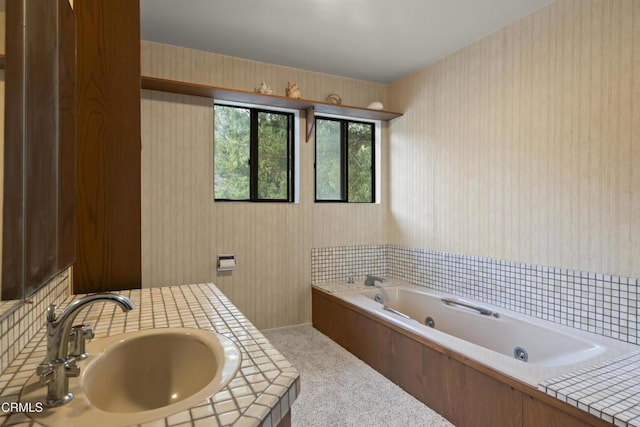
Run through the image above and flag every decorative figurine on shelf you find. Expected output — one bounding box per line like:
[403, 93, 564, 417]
[286, 81, 301, 99]
[326, 93, 342, 105]
[367, 101, 384, 110]
[254, 81, 273, 95]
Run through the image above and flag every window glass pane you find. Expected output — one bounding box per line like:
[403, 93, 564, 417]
[257, 112, 290, 200]
[214, 105, 250, 199]
[316, 120, 342, 200]
[347, 122, 373, 202]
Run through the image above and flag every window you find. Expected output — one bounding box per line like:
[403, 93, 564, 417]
[315, 117, 375, 203]
[214, 104, 294, 202]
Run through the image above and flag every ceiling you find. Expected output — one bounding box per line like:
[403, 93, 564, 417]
[141, 0, 551, 83]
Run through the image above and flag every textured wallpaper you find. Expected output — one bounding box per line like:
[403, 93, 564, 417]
[388, 0, 640, 279]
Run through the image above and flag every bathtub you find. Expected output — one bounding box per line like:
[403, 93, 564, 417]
[338, 284, 638, 386]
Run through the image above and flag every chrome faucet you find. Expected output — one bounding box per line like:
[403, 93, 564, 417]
[364, 275, 386, 287]
[36, 293, 135, 407]
[365, 275, 389, 303]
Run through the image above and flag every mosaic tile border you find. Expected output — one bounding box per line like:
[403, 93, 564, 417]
[0, 270, 70, 373]
[311, 244, 640, 345]
[310, 244, 387, 284]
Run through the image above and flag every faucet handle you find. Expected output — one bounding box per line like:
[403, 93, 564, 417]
[69, 325, 94, 360]
[36, 363, 55, 385]
[65, 363, 80, 378]
[46, 304, 58, 322]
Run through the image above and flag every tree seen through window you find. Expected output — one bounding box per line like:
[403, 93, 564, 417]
[214, 105, 293, 202]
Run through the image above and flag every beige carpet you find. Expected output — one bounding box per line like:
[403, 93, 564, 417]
[262, 324, 453, 427]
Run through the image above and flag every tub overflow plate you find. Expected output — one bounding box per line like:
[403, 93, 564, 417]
[424, 316, 435, 328]
[513, 346, 528, 362]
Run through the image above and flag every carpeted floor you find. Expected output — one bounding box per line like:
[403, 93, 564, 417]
[262, 324, 453, 427]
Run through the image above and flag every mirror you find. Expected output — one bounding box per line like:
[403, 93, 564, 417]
[0, 0, 76, 312]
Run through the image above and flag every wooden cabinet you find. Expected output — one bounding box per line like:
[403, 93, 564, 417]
[74, 0, 141, 293]
[311, 288, 609, 427]
[2, 0, 76, 299]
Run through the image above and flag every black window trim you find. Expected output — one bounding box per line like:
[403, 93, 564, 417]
[214, 103, 295, 203]
[314, 116, 376, 203]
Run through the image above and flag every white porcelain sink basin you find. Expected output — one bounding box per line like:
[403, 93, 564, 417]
[22, 328, 242, 427]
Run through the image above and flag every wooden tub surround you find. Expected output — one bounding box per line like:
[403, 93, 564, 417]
[312, 287, 612, 427]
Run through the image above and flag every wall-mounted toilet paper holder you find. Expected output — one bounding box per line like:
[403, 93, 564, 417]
[217, 254, 236, 272]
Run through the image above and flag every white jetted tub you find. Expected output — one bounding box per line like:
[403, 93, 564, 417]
[338, 283, 638, 385]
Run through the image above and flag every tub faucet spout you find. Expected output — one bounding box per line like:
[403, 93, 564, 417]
[364, 275, 386, 287]
[36, 293, 135, 407]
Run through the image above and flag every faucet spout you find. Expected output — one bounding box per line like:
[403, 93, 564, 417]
[47, 294, 134, 361]
[51, 294, 134, 330]
[364, 275, 386, 287]
[39, 293, 135, 407]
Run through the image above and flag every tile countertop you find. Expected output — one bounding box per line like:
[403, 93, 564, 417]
[313, 278, 640, 427]
[0, 283, 300, 427]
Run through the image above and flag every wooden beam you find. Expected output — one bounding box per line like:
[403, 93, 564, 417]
[305, 106, 315, 143]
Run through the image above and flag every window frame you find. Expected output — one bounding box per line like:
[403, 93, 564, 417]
[214, 103, 295, 203]
[314, 116, 376, 203]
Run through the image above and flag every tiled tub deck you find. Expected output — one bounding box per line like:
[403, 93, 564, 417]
[315, 278, 640, 427]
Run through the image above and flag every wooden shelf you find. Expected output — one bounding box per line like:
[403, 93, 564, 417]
[141, 76, 403, 141]
[0, 54, 5, 70]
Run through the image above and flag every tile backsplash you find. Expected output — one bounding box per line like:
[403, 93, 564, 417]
[311, 245, 639, 345]
[311, 244, 387, 284]
[0, 269, 70, 373]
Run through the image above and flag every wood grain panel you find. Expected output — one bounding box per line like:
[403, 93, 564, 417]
[1, 0, 25, 300]
[24, 0, 58, 294]
[0, 69, 4, 295]
[443, 358, 523, 427]
[390, 330, 426, 402]
[312, 288, 392, 376]
[277, 408, 291, 427]
[422, 345, 446, 416]
[387, 0, 640, 278]
[75, 0, 141, 293]
[0, 12, 5, 289]
[0, 11, 5, 55]
[57, 0, 76, 271]
[357, 313, 392, 377]
[523, 395, 591, 427]
[311, 288, 332, 335]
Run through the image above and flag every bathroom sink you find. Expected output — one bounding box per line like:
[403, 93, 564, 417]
[21, 328, 242, 427]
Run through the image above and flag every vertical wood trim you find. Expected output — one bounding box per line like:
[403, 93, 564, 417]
[75, 0, 141, 293]
[57, 0, 76, 271]
[1, 0, 25, 300]
[24, 0, 59, 294]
